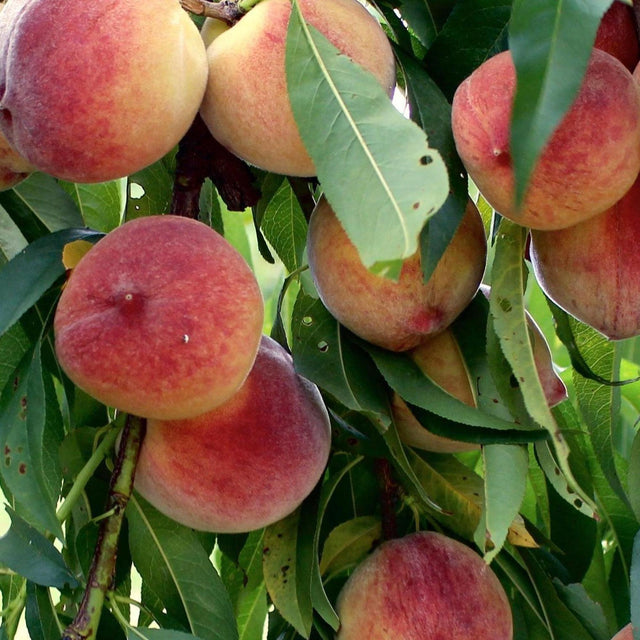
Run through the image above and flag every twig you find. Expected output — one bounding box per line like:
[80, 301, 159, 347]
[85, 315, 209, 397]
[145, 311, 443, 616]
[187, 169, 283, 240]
[179, 0, 244, 24]
[61, 415, 146, 640]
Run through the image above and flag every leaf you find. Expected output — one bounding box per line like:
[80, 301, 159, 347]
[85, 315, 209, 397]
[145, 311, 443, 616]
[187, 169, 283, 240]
[475, 444, 529, 562]
[552, 581, 610, 640]
[0, 206, 27, 263]
[394, 47, 469, 282]
[0, 173, 83, 234]
[0, 227, 103, 338]
[0, 346, 63, 538]
[263, 509, 312, 638]
[127, 630, 205, 640]
[127, 495, 238, 640]
[368, 344, 535, 432]
[394, 0, 437, 48]
[424, 0, 511, 100]
[290, 292, 390, 419]
[259, 178, 307, 273]
[25, 583, 62, 640]
[632, 530, 640, 640]
[508, 0, 611, 204]
[570, 320, 629, 503]
[286, 0, 449, 275]
[319, 516, 381, 578]
[0, 509, 76, 589]
[59, 179, 126, 232]
[489, 219, 598, 519]
[126, 158, 174, 220]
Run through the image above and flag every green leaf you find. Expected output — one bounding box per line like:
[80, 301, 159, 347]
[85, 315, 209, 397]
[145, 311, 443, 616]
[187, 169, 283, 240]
[259, 178, 307, 273]
[219, 531, 267, 640]
[475, 444, 528, 562]
[0, 206, 27, 263]
[395, 0, 437, 48]
[0, 323, 30, 398]
[368, 345, 534, 432]
[0, 509, 76, 589]
[394, 47, 469, 282]
[0, 227, 103, 338]
[629, 430, 640, 522]
[0, 173, 83, 235]
[319, 516, 381, 578]
[552, 582, 610, 640]
[290, 292, 390, 420]
[0, 346, 62, 538]
[127, 630, 205, 640]
[425, 0, 510, 100]
[286, 0, 449, 274]
[25, 583, 62, 640]
[59, 179, 126, 232]
[126, 159, 174, 220]
[489, 219, 598, 519]
[508, 0, 611, 205]
[570, 321, 629, 503]
[263, 509, 312, 638]
[127, 495, 238, 640]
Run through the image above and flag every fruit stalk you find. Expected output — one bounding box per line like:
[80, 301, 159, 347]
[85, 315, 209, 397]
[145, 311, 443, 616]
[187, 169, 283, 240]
[179, 0, 245, 24]
[61, 414, 147, 640]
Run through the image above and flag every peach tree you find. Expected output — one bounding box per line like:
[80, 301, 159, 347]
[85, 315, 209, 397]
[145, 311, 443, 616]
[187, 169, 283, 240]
[0, 0, 639, 639]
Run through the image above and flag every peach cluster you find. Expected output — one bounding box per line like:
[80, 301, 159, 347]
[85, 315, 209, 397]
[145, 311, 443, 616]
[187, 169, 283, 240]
[54, 215, 330, 533]
[451, 6, 640, 341]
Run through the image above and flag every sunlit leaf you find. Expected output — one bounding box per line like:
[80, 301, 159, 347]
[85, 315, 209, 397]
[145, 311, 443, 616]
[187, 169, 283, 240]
[509, 0, 611, 204]
[59, 179, 126, 233]
[286, 0, 449, 275]
[127, 495, 238, 640]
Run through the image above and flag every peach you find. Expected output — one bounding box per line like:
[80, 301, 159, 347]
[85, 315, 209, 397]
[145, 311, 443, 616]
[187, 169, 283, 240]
[306, 197, 487, 352]
[0, 129, 33, 190]
[199, 0, 396, 177]
[611, 624, 634, 640]
[54, 215, 264, 420]
[133, 335, 331, 533]
[595, 2, 639, 71]
[0, 0, 208, 183]
[530, 173, 640, 341]
[335, 530, 513, 639]
[200, 17, 230, 48]
[392, 314, 567, 453]
[451, 49, 640, 230]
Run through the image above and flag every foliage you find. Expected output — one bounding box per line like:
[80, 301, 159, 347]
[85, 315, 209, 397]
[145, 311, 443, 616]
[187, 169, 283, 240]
[0, 0, 639, 639]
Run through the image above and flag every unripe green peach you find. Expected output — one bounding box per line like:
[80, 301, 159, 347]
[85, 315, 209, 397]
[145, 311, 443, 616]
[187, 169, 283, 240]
[199, 0, 396, 176]
[0, 0, 208, 182]
[54, 215, 264, 420]
[134, 335, 332, 533]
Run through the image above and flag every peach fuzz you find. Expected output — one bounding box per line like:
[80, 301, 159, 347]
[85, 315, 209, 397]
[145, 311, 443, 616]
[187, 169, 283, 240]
[54, 215, 264, 420]
[451, 48, 640, 230]
[530, 173, 640, 341]
[199, 0, 396, 177]
[134, 335, 331, 533]
[306, 197, 487, 352]
[0, 0, 208, 183]
[595, 1, 639, 71]
[335, 531, 513, 639]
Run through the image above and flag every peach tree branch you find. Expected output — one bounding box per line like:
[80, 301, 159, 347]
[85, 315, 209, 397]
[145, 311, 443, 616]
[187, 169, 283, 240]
[61, 415, 146, 640]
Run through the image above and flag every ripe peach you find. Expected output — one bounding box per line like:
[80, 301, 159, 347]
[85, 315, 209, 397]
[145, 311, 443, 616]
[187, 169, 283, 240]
[0, 0, 208, 183]
[54, 215, 264, 420]
[451, 49, 640, 230]
[200, 17, 230, 48]
[335, 530, 513, 639]
[595, 2, 639, 71]
[530, 174, 640, 341]
[306, 197, 487, 352]
[0, 129, 32, 190]
[392, 315, 567, 453]
[611, 624, 634, 640]
[134, 335, 331, 533]
[199, 0, 396, 177]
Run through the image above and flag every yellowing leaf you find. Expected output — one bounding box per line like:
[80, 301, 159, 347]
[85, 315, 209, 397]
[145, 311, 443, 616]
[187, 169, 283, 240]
[62, 240, 93, 270]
